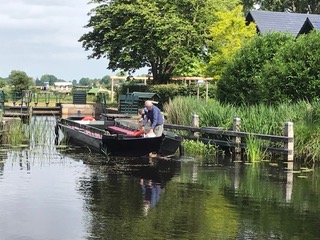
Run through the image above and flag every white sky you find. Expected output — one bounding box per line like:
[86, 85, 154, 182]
[0, 0, 147, 81]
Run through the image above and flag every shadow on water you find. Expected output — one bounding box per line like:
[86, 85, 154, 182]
[58, 145, 181, 184]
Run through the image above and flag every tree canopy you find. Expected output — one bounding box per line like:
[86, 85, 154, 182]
[8, 70, 34, 93]
[249, 0, 320, 13]
[40, 74, 59, 86]
[80, 0, 239, 84]
[205, 5, 256, 80]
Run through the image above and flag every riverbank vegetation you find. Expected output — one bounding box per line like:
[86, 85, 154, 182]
[164, 96, 320, 162]
[183, 139, 219, 158]
[1, 117, 55, 147]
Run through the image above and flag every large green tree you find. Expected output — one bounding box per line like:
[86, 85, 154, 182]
[79, 0, 239, 84]
[79, 77, 91, 86]
[248, 0, 320, 13]
[8, 70, 34, 93]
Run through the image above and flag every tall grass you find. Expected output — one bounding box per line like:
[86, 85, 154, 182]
[165, 97, 320, 162]
[200, 101, 237, 129]
[1, 116, 57, 147]
[245, 135, 268, 162]
[2, 118, 25, 145]
[163, 96, 206, 126]
[25, 116, 57, 147]
[292, 101, 320, 162]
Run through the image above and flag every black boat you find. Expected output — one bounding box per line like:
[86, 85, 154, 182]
[55, 117, 183, 157]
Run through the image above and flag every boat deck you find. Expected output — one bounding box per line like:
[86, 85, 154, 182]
[71, 126, 103, 139]
[107, 126, 136, 135]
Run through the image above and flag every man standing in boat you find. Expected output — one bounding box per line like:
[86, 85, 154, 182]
[141, 100, 164, 137]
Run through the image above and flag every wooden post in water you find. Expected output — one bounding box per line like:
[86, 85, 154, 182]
[284, 121, 294, 170]
[233, 118, 241, 160]
[191, 114, 199, 138]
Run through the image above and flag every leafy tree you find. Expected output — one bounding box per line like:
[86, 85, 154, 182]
[79, 0, 239, 84]
[79, 78, 91, 86]
[116, 71, 126, 77]
[172, 56, 202, 77]
[35, 77, 42, 86]
[72, 80, 77, 85]
[101, 75, 111, 85]
[205, 5, 256, 80]
[251, 0, 320, 13]
[217, 32, 294, 105]
[40, 74, 59, 86]
[241, 0, 258, 13]
[8, 70, 34, 92]
[0, 79, 6, 88]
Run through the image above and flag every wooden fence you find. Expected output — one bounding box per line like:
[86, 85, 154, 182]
[164, 115, 294, 162]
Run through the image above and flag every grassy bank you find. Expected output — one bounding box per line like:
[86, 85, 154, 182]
[164, 97, 320, 162]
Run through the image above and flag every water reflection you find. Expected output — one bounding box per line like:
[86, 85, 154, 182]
[140, 179, 162, 215]
[229, 161, 295, 203]
[67, 152, 181, 240]
[0, 146, 86, 240]
[0, 116, 320, 239]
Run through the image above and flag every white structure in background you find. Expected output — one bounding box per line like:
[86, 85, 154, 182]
[53, 82, 73, 93]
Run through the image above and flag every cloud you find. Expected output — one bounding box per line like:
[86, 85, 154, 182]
[0, 0, 124, 80]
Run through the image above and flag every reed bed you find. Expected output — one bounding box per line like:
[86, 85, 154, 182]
[165, 97, 320, 162]
[25, 116, 57, 147]
[0, 116, 57, 147]
[163, 96, 205, 126]
[183, 139, 219, 158]
[1, 118, 25, 145]
[245, 135, 269, 162]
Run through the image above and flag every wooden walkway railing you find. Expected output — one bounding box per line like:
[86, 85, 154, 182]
[164, 116, 294, 162]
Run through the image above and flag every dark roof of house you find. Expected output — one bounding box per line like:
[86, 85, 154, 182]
[246, 10, 320, 37]
[299, 16, 320, 34]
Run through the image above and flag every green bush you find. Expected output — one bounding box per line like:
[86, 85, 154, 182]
[217, 31, 320, 105]
[217, 32, 294, 105]
[263, 30, 320, 104]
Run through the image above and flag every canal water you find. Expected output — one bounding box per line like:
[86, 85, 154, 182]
[0, 117, 319, 239]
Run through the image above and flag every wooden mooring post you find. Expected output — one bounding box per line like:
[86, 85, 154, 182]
[284, 122, 294, 170]
[191, 114, 199, 138]
[232, 117, 241, 160]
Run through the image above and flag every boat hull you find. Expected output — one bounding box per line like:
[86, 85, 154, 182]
[59, 125, 103, 152]
[102, 135, 163, 157]
[56, 118, 183, 157]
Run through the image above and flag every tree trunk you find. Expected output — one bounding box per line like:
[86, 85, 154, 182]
[150, 62, 171, 84]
